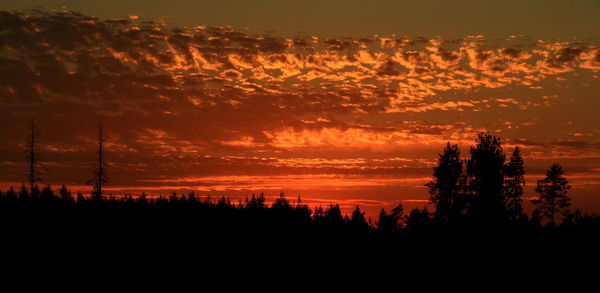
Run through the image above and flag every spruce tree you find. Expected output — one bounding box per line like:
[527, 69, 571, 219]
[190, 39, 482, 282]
[504, 146, 525, 223]
[427, 142, 464, 227]
[532, 164, 571, 226]
[466, 132, 506, 227]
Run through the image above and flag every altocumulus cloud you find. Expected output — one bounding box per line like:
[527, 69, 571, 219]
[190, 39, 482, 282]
[0, 10, 599, 195]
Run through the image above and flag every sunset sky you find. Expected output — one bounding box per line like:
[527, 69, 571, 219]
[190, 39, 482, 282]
[1, 1, 599, 218]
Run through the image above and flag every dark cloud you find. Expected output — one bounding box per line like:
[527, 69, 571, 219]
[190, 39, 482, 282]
[553, 140, 600, 149]
[555, 47, 582, 63]
[501, 48, 522, 59]
[507, 138, 548, 148]
[377, 60, 401, 76]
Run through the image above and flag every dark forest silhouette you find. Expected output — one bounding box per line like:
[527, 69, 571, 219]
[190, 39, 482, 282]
[2, 122, 600, 239]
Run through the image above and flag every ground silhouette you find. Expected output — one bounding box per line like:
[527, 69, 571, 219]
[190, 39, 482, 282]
[1, 132, 600, 257]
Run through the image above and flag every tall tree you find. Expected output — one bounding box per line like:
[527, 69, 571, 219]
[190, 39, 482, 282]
[532, 164, 571, 226]
[466, 132, 507, 227]
[25, 117, 42, 194]
[503, 146, 525, 223]
[426, 142, 464, 227]
[89, 122, 108, 199]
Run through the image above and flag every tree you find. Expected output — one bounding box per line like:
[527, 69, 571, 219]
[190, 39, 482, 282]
[349, 205, 370, 232]
[40, 184, 54, 199]
[25, 117, 42, 194]
[405, 207, 433, 232]
[19, 184, 29, 200]
[313, 205, 325, 222]
[426, 142, 464, 227]
[503, 146, 525, 222]
[271, 191, 292, 210]
[377, 203, 404, 233]
[245, 193, 266, 209]
[89, 122, 108, 199]
[466, 132, 506, 227]
[5, 186, 16, 199]
[323, 204, 345, 227]
[59, 184, 73, 201]
[532, 164, 571, 226]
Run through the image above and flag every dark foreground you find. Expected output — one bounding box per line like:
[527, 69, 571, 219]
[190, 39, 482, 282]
[2, 186, 599, 258]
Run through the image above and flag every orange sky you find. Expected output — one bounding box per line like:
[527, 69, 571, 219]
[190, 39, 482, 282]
[0, 10, 599, 218]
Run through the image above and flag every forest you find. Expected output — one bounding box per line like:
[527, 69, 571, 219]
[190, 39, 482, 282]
[2, 123, 600, 243]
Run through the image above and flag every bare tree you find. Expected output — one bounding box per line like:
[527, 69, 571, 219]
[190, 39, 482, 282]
[89, 122, 108, 199]
[25, 117, 42, 194]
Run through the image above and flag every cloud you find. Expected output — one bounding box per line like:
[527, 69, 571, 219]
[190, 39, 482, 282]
[0, 10, 599, 199]
[2, 10, 598, 115]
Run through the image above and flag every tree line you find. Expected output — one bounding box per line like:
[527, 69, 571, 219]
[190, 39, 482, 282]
[1, 120, 599, 236]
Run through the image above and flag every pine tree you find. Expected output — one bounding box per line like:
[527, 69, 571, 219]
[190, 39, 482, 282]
[532, 164, 571, 226]
[405, 207, 433, 232]
[426, 142, 464, 226]
[323, 204, 345, 227]
[59, 184, 72, 200]
[19, 184, 29, 200]
[503, 146, 525, 222]
[376, 203, 404, 232]
[349, 205, 369, 231]
[466, 132, 506, 227]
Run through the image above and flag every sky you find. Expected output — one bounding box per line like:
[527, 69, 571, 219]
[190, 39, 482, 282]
[1, 2, 599, 218]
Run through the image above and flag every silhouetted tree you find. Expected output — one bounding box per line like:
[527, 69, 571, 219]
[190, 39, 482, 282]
[59, 184, 72, 201]
[217, 196, 231, 209]
[40, 184, 54, 199]
[2, 182, 600, 241]
[503, 146, 525, 223]
[76, 191, 85, 202]
[313, 205, 325, 221]
[32, 185, 41, 199]
[532, 164, 571, 226]
[427, 142, 464, 227]
[377, 203, 404, 233]
[467, 132, 506, 227]
[293, 197, 312, 223]
[405, 207, 433, 233]
[138, 192, 148, 205]
[25, 117, 42, 194]
[529, 209, 542, 229]
[560, 209, 579, 229]
[348, 205, 370, 232]
[245, 193, 266, 210]
[89, 122, 108, 199]
[5, 187, 16, 199]
[272, 191, 292, 210]
[323, 204, 345, 227]
[19, 184, 29, 200]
